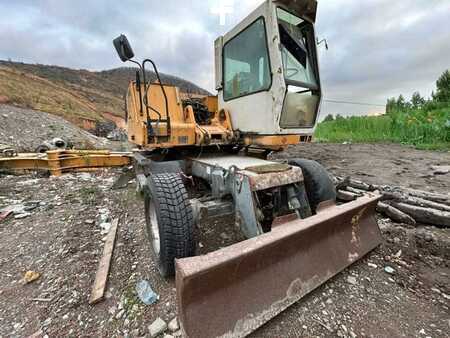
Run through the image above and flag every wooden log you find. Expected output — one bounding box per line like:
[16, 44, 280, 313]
[337, 190, 358, 201]
[390, 202, 450, 228]
[376, 202, 416, 225]
[89, 218, 119, 304]
[382, 192, 450, 212]
[344, 186, 366, 195]
[347, 179, 374, 191]
[333, 176, 375, 192]
[334, 176, 349, 190]
[401, 188, 450, 205]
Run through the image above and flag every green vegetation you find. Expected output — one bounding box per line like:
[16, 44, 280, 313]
[315, 70, 450, 150]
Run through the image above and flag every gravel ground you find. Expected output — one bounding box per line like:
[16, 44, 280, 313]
[0, 105, 127, 152]
[0, 143, 449, 338]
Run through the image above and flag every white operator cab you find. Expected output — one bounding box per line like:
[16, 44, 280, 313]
[215, 0, 321, 137]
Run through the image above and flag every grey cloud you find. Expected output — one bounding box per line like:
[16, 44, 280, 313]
[0, 0, 448, 116]
[316, 0, 450, 115]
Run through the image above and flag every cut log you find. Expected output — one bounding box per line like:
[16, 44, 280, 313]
[401, 188, 450, 205]
[382, 192, 450, 212]
[337, 190, 358, 201]
[344, 186, 366, 196]
[347, 179, 374, 191]
[376, 202, 416, 225]
[390, 202, 450, 228]
[333, 176, 376, 192]
[89, 218, 119, 304]
[334, 176, 349, 190]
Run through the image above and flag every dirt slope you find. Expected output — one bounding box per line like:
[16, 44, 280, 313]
[0, 60, 210, 127]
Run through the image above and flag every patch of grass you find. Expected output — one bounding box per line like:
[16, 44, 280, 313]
[314, 108, 450, 150]
[78, 187, 99, 205]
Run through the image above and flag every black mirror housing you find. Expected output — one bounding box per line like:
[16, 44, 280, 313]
[113, 34, 135, 62]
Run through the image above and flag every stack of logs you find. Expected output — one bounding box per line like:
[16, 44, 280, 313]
[334, 176, 450, 228]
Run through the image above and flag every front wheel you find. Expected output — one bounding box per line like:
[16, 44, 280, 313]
[144, 173, 196, 277]
[288, 158, 336, 213]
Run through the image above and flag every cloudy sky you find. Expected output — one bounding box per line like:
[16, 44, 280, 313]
[1, 0, 449, 117]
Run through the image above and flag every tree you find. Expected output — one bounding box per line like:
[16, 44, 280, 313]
[411, 92, 425, 109]
[323, 114, 334, 122]
[386, 97, 397, 114]
[434, 69, 450, 103]
[396, 94, 406, 111]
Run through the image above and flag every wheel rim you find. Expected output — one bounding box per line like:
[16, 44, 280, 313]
[145, 197, 160, 256]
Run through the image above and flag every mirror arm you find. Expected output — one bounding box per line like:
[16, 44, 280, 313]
[127, 60, 144, 116]
[143, 59, 170, 134]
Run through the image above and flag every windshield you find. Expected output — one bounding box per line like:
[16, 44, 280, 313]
[277, 7, 318, 88]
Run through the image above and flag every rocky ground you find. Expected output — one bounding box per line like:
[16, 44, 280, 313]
[0, 105, 128, 152]
[0, 143, 449, 338]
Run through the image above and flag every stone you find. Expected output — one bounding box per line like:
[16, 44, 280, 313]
[384, 266, 395, 274]
[148, 318, 167, 337]
[168, 317, 179, 332]
[22, 271, 41, 284]
[116, 310, 125, 319]
[14, 213, 31, 219]
[367, 262, 378, 268]
[220, 232, 230, 240]
[347, 276, 357, 285]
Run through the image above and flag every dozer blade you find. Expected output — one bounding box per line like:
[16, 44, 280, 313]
[176, 194, 382, 338]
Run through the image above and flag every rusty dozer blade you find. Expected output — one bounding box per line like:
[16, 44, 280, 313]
[176, 194, 382, 338]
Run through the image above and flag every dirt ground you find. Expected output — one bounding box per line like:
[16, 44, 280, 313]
[0, 143, 449, 338]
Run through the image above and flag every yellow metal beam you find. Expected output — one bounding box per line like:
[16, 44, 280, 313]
[0, 150, 132, 176]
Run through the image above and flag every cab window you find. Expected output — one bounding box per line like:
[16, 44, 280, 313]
[223, 18, 271, 101]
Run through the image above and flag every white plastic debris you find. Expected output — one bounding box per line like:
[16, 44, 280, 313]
[136, 280, 159, 305]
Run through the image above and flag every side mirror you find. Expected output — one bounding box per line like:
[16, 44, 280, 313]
[113, 34, 135, 62]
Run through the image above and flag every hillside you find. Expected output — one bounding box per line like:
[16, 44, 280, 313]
[0, 60, 210, 128]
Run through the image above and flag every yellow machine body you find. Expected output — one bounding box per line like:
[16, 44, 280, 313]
[125, 83, 232, 148]
[125, 82, 310, 150]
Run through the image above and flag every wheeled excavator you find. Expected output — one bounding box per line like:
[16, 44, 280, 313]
[112, 1, 382, 337]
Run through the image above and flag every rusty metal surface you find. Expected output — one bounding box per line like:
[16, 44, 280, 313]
[0, 210, 13, 223]
[275, 0, 318, 23]
[271, 213, 298, 227]
[244, 163, 291, 174]
[0, 150, 132, 176]
[176, 194, 381, 338]
[246, 166, 303, 191]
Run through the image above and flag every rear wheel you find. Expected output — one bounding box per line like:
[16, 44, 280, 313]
[144, 173, 196, 277]
[288, 158, 336, 213]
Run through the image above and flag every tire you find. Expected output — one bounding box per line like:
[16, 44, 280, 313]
[35, 144, 50, 153]
[288, 158, 336, 213]
[144, 173, 196, 277]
